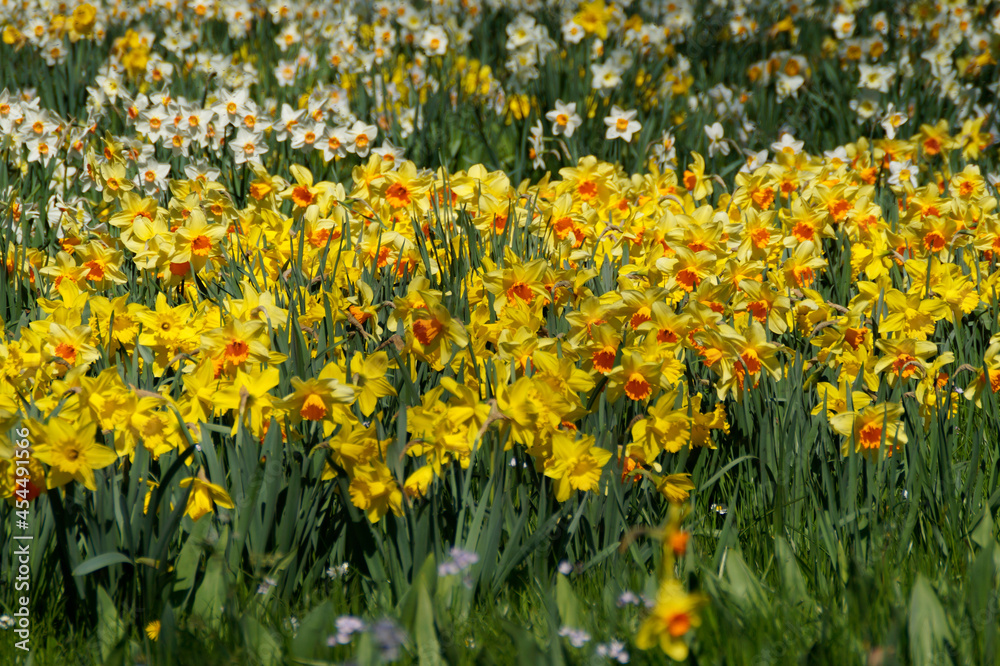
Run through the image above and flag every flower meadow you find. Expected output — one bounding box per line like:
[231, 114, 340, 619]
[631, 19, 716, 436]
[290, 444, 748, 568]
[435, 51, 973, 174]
[1, 0, 1000, 664]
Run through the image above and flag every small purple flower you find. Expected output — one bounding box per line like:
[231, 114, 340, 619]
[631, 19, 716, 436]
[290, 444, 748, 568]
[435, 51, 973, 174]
[616, 591, 640, 607]
[596, 640, 630, 663]
[450, 547, 479, 569]
[336, 615, 366, 635]
[327, 615, 366, 645]
[371, 617, 408, 661]
[438, 547, 479, 577]
[558, 626, 591, 648]
[256, 576, 277, 595]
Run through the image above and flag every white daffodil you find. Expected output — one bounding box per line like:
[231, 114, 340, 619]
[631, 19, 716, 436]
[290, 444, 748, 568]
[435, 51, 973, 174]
[545, 100, 582, 138]
[771, 132, 803, 155]
[231, 127, 267, 165]
[603, 106, 641, 142]
[704, 122, 730, 157]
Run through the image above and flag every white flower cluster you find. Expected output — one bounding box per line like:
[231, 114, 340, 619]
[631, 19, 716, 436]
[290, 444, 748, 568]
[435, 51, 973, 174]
[505, 14, 557, 85]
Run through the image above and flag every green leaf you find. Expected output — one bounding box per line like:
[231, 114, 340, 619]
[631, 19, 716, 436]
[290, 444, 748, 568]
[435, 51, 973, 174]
[291, 600, 333, 660]
[971, 507, 995, 550]
[908, 574, 953, 666]
[193, 555, 228, 630]
[396, 554, 443, 665]
[96, 585, 125, 661]
[966, 543, 999, 631]
[415, 576, 444, 666]
[500, 619, 545, 666]
[157, 604, 178, 665]
[774, 537, 811, 611]
[555, 575, 581, 629]
[73, 552, 133, 577]
[242, 615, 281, 666]
[722, 550, 771, 618]
[173, 515, 211, 598]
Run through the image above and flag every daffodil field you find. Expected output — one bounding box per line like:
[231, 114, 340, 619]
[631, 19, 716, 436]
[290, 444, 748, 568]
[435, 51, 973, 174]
[2, 0, 1000, 664]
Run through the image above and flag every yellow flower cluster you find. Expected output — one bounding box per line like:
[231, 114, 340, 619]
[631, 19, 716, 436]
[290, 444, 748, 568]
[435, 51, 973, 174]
[2, 114, 1000, 525]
